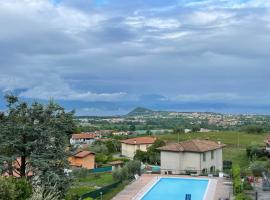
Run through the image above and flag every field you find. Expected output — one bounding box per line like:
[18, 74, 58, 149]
[158, 131, 268, 168]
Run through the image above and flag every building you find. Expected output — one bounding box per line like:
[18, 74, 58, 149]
[264, 135, 270, 154]
[121, 137, 156, 159]
[70, 132, 97, 145]
[158, 139, 225, 175]
[108, 161, 124, 171]
[68, 151, 95, 169]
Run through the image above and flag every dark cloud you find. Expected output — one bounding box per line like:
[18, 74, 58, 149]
[0, 0, 270, 115]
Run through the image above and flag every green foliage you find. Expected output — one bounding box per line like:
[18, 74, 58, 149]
[129, 125, 136, 131]
[250, 161, 268, 177]
[0, 177, 16, 200]
[72, 168, 91, 179]
[134, 150, 148, 163]
[173, 127, 184, 134]
[0, 177, 32, 200]
[13, 178, 32, 200]
[112, 160, 141, 182]
[112, 167, 128, 182]
[0, 95, 76, 197]
[191, 125, 200, 132]
[28, 186, 61, 200]
[232, 165, 242, 195]
[134, 139, 165, 165]
[246, 144, 266, 160]
[126, 160, 141, 175]
[243, 180, 253, 190]
[235, 193, 246, 200]
[242, 125, 264, 134]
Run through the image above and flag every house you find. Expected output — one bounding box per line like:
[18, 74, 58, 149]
[108, 161, 124, 171]
[157, 139, 225, 175]
[264, 135, 270, 154]
[70, 132, 97, 145]
[68, 151, 95, 169]
[112, 131, 134, 136]
[121, 137, 156, 159]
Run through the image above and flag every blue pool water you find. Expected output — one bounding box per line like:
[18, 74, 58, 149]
[141, 178, 209, 200]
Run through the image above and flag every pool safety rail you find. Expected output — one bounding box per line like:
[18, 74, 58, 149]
[185, 194, 191, 200]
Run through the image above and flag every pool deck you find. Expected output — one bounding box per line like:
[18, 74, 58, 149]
[112, 174, 232, 200]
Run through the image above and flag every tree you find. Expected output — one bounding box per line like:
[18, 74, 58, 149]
[242, 125, 264, 134]
[191, 125, 200, 132]
[0, 95, 76, 197]
[129, 125, 136, 131]
[134, 150, 148, 163]
[173, 127, 184, 134]
[134, 139, 165, 165]
[126, 160, 141, 175]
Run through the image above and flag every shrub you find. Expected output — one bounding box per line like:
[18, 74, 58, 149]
[0, 177, 16, 200]
[112, 167, 128, 182]
[232, 165, 242, 195]
[126, 160, 141, 176]
[243, 180, 253, 190]
[250, 162, 267, 177]
[0, 177, 32, 200]
[13, 178, 32, 200]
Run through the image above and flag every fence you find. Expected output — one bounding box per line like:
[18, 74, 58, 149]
[90, 166, 112, 173]
[80, 181, 121, 199]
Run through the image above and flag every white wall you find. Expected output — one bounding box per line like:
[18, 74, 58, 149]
[121, 143, 150, 159]
[160, 148, 223, 174]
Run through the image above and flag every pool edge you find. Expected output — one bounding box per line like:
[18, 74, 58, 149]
[134, 176, 217, 200]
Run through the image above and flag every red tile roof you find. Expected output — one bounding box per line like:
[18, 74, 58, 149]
[157, 139, 225, 153]
[73, 151, 95, 158]
[72, 133, 96, 139]
[121, 137, 156, 145]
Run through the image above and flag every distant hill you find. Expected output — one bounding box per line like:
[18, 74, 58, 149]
[127, 107, 154, 116]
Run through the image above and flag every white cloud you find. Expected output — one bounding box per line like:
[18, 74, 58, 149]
[125, 16, 181, 29]
[18, 74, 127, 102]
[173, 93, 242, 102]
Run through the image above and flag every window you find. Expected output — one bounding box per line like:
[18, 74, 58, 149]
[211, 151, 214, 160]
[203, 153, 206, 161]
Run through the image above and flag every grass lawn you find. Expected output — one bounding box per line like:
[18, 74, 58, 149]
[158, 131, 267, 168]
[67, 172, 115, 198]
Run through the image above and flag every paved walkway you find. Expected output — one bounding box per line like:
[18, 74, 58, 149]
[112, 174, 156, 200]
[113, 174, 232, 200]
[252, 179, 270, 200]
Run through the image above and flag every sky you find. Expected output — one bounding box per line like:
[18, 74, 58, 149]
[0, 0, 270, 115]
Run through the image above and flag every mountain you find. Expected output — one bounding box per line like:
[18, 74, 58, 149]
[127, 107, 154, 116]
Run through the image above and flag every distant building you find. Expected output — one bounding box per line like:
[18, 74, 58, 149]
[108, 161, 124, 171]
[121, 137, 156, 159]
[264, 135, 270, 154]
[199, 128, 211, 133]
[158, 139, 225, 175]
[70, 132, 97, 145]
[112, 131, 134, 136]
[184, 129, 191, 133]
[68, 151, 95, 169]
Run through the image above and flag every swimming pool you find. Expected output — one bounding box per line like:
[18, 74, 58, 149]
[140, 177, 209, 200]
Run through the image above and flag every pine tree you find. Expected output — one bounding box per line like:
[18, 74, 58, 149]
[0, 95, 76, 197]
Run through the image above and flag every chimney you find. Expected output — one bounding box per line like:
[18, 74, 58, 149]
[134, 139, 137, 144]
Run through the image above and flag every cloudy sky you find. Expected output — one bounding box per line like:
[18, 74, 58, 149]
[0, 0, 270, 115]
